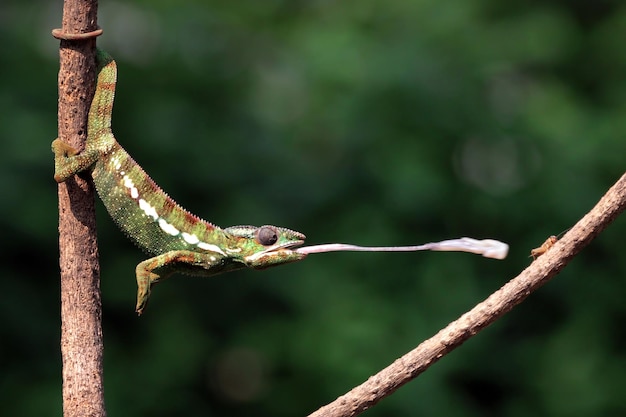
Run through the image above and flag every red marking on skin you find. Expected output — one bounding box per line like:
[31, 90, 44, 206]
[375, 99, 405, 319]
[100, 81, 116, 90]
[158, 197, 178, 218]
[183, 210, 201, 226]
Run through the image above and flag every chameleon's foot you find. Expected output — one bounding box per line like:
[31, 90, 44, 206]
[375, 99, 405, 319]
[135, 277, 152, 316]
[52, 138, 79, 158]
[135, 258, 165, 316]
[134, 250, 225, 315]
[51, 138, 79, 183]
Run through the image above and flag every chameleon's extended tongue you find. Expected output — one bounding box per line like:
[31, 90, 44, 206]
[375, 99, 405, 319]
[296, 238, 509, 260]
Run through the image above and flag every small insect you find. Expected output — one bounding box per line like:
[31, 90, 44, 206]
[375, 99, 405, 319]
[530, 235, 558, 260]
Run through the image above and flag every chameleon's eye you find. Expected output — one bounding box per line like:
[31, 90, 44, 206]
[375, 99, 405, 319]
[257, 226, 278, 246]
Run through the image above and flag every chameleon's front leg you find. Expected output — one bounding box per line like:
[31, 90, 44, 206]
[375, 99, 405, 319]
[51, 138, 100, 183]
[135, 250, 227, 315]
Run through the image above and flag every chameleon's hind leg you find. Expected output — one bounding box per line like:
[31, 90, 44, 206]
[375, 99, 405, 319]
[51, 138, 99, 183]
[135, 250, 226, 315]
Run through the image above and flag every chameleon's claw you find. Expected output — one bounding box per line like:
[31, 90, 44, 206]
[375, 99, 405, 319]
[52, 138, 79, 157]
[135, 263, 154, 315]
[135, 291, 148, 315]
[135, 285, 152, 315]
[52, 138, 81, 183]
[135, 301, 147, 316]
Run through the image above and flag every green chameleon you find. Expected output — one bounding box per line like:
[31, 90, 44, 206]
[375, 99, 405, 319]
[53, 49, 308, 314]
[53, 49, 508, 315]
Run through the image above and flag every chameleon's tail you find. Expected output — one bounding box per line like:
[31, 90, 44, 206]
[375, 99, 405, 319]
[87, 48, 117, 139]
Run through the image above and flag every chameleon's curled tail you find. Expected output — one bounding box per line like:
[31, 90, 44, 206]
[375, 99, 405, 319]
[87, 48, 118, 139]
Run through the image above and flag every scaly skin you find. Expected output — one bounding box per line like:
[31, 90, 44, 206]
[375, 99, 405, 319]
[52, 49, 306, 314]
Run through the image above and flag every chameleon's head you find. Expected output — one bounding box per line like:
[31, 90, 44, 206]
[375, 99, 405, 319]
[224, 225, 307, 268]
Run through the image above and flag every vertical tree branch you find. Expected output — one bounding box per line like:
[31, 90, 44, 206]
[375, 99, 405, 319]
[54, 1, 105, 416]
[308, 173, 626, 417]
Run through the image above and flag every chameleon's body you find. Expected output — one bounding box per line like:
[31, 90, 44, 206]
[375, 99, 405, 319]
[53, 49, 306, 314]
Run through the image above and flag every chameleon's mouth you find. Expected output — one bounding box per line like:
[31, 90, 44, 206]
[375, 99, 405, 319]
[270, 239, 305, 251]
[244, 239, 306, 264]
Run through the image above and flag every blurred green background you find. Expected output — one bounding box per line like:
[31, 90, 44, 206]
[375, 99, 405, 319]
[2, 0, 626, 416]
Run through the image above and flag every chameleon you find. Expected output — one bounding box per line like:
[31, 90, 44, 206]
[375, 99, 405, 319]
[53, 49, 509, 315]
[53, 49, 307, 314]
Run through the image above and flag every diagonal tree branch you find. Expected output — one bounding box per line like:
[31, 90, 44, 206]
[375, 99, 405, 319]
[53, 1, 105, 416]
[308, 172, 626, 417]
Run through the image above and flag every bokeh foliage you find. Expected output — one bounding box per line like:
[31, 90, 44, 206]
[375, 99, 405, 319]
[1, 0, 625, 416]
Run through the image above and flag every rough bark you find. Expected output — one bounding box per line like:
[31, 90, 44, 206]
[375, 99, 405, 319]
[54, 1, 105, 416]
